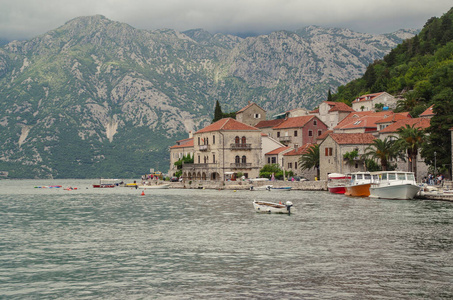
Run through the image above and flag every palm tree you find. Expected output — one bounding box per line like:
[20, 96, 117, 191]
[364, 137, 404, 171]
[299, 144, 320, 179]
[396, 124, 425, 178]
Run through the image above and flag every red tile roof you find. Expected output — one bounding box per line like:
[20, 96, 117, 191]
[316, 130, 333, 140]
[170, 138, 194, 149]
[284, 143, 315, 156]
[195, 118, 260, 134]
[328, 102, 355, 112]
[335, 111, 403, 131]
[419, 105, 435, 117]
[273, 115, 316, 129]
[353, 92, 384, 103]
[236, 102, 265, 113]
[379, 118, 431, 133]
[328, 133, 376, 145]
[265, 146, 290, 155]
[255, 119, 285, 128]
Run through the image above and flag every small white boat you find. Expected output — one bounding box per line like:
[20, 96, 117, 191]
[369, 171, 420, 200]
[253, 200, 293, 214]
[250, 185, 272, 191]
[271, 186, 292, 191]
[138, 184, 170, 189]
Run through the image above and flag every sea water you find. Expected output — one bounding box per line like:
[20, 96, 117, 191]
[0, 179, 452, 299]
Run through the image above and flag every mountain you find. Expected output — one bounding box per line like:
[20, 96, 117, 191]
[0, 15, 417, 178]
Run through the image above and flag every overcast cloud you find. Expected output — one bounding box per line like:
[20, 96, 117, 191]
[0, 0, 451, 40]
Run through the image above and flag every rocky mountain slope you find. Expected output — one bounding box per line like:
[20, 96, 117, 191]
[0, 15, 417, 178]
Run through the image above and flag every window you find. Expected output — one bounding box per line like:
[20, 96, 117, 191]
[198, 155, 200, 163]
[294, 162, 297, 169]
[235, 156, 240, 163]
[325, 147, 333, 156]
[198, 137, 200, 145]
[242, 136, 246, 144]
[205, 137, 208, 145]
[294, 130, 298, 137]
[268, 157, 271, 164]
[277, 132, 280, 138]
[213, 154, 215, 163]
[288, 162, 292, 169]
[271, 157, 276, 164]
[242, 156, 247, 164]
[235, 136, 240, 144]
[254, 113, 261, 118]
[204, 156, 207, 163]
[314, 120, 317, 125]
[213, 135, 215, 144]
[318, 130, 322, 136]
[308, 130, 313, 137]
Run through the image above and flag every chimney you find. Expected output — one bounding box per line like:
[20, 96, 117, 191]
[188, 131, 193, 139]
[294, 144, 299, 152]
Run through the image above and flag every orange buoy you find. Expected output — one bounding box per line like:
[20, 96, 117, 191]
[141, 190, 145, 196]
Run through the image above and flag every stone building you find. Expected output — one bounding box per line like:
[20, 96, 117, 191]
[283, 144, 317, 180]
[310, 101, 355, 129]
[169, 135, 194, 177]
[272, 115, 328, 148]
[235, 102, 266, 127]
[181, 118, 262, 181]
[351, 92, 397, 112]
[318, 133, 376, 180]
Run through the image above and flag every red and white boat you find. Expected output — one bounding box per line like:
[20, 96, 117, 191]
[327, 173, 350, 194]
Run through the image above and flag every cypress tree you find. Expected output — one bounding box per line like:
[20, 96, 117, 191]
[213, 100, 223, 123]
[327, 89, 333, 102]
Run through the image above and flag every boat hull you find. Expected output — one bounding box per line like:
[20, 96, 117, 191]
[253, 201, 292, 214]
[93, 184, 115, 188]
[139, 184, 170, 189]
[369, 184, 420, 200]
[328, 186, 346, 194]
[270, 187, 292, 191]
[345, 183, 371, 197]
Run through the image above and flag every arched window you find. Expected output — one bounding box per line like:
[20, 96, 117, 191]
[235, 136, 240, 144]
[235, 156, 240, 163]
[241, 136, 246, 144]
[242, 156, 247, 164]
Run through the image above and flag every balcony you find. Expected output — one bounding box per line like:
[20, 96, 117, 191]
[199, 145, 209, 151]
[230, 143, 251, 150]
[278, 136, 292, 143]
[230, 163, 252, 169]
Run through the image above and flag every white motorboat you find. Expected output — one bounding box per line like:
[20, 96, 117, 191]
[138, 183, 170, 189]
[253, 200, 293, 214]
[250, 185, 272, 191]
[369, 171, 420, 200]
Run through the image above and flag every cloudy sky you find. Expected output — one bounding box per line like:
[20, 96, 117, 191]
[1, 0, 451, 40]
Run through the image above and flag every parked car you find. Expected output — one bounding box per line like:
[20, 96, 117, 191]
[170, 177, 179, 182]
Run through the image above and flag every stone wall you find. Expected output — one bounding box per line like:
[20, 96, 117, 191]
[169, 179, 327, 190]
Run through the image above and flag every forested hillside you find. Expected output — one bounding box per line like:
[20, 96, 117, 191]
[333, 7, 453, 173]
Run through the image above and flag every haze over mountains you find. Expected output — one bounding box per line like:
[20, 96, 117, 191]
[0, 15, 417, 178]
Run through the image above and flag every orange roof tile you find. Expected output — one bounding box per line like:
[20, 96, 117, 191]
[419, 105, 435, 117]
[353, 92, 384, 103]
[283, 144, 315, 156]
[273, 115, 316, 129]
[316, 130, 333, 140]
[265, 146, 290, 155]
[335, 111, 400, 131]
[375, 112, 411, 124]
[328, 133, 376, 145]
[195, 118, 259, 134]
[379, 118, 431, 133]
[328, 102, 355, 112]
[255, 119, 285, 128]
[170, 138, 194, 149]
[236, 102, 265, 114]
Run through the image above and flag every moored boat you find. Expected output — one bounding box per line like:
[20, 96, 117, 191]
[93, 179, 122, 188]
[250, 185, 272, 191]
[327, 173, 350, 194]
[369, 171, 420, 200]
[253, 200, 293, 214]
[138, 183, 170, 189]
[270, 186, 292, 191]
[344, 172, 375, 197]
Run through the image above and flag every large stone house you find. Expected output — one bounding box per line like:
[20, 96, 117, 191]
[283, 143, 317, 180]
[310, 101, 355, 130]
[235, 102, 266, 127]
[351, 92, 397, 112]
[318, 133, 376, 180]
[264, 146, 291, 166]
[255, 119, 285, 139]
[181, 118, 262, 181]
[272, 115, 328, 147]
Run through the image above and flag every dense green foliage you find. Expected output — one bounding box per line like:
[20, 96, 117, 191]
[333, 7, 453, 175]
[259, 164, 293, 180]
[298, 144, 320, 179]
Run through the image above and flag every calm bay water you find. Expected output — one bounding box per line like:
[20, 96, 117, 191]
[0, 179, 452, 299]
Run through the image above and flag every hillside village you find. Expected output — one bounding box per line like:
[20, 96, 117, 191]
[169, 92, 442, 182]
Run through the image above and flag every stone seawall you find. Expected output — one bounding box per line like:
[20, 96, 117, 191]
[169, 180, 327, 191]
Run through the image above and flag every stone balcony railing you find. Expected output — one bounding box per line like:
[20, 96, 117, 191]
[278, 136, 292, 142]
[230, 163, 252, 169]
[230, 143, 251, 150]
[199, 145, 209, 151]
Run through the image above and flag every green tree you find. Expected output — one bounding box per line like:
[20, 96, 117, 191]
[213, 100, 223, 123]
[327, 89, 333, 102]
[364, 137, 404, 171]
[299, 144, 320, 179]
[396, 124, 426, 178]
